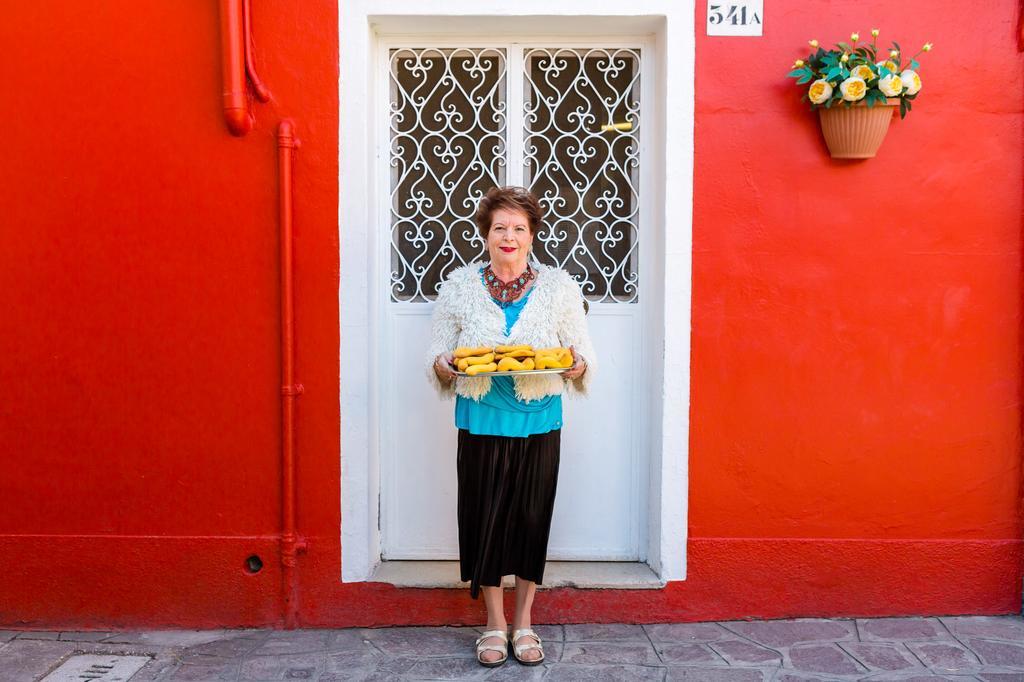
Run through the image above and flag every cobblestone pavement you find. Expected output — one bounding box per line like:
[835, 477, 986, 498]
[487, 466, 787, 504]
[4, 616, 1024, 681]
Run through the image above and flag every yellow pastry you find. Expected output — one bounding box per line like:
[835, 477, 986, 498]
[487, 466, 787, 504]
[465, 362, 498, 376]
[495, 344, 532, 353]
[497, 356, 537, 372]
[464, 353, 495, 366]
[534, 355, 560, 370]
[454, 346, 493, 358]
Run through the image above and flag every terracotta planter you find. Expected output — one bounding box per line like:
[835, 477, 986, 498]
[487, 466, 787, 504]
[817, 98, 898, 159]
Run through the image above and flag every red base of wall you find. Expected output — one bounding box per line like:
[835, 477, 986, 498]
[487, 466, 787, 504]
[4, 537, 1021, 629]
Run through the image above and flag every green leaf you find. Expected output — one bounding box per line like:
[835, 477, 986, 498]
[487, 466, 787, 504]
[840, 67, 850, 78]
[866, 97, 876, 108]
[787, 69, 804, 78]
[910, 59, 920, 70]
[796, 72, 813, 84]
[905, 98, 912, 111]
[892, 41, 902, 53]
[826, 66, 842, 79]
[825, 98, 834, 109]
[899, 98, 907, 119]
[837, 41, 853, 52]
[879, 66, 892, 78]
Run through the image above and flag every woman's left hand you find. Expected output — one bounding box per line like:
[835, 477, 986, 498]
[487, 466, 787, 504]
[562, 345, 587, 379]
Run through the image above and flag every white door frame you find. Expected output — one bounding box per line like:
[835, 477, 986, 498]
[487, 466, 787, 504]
[339, 2, 693, 583]
[380, 37, 651, 563]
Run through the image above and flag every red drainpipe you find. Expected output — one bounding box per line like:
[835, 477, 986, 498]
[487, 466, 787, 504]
[1019, 11, 1024, 51]
[278, 119, 306, 627]
[242, 0, 271, 103]
[219, 0, 271, 136]
[1019, 0, 1024, 50]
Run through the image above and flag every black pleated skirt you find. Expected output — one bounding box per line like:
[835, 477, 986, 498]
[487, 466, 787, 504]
[456, 428, 561, 599]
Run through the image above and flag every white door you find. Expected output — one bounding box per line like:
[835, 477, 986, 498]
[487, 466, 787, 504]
[379, 41, 651, 561]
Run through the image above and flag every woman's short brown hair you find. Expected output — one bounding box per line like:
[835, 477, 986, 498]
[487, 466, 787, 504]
[474, 186, 544, 238]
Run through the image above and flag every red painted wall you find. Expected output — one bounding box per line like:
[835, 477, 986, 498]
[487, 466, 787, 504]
[1, 1, 340, 628]
[1, 1, 1021, 628]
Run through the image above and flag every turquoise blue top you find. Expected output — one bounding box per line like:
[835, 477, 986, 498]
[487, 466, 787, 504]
[454, 269, 563, 437]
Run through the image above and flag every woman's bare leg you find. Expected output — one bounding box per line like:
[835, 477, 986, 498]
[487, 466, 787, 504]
[478, 585, 507, 663]
[511, 576, 542, 661]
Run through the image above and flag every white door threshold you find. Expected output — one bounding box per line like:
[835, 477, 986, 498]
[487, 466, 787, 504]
[369, 560, 666, 590]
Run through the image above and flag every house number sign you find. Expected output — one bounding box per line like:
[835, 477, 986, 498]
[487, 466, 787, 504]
[706, 0, 763, 36]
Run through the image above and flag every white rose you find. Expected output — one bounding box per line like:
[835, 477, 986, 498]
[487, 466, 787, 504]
[808, 79, 833, 105]
[878, 73, 903, 97]
[839, 77, 867, 102]
[851, 64, 874, 81]
[900, 69, 922, 95]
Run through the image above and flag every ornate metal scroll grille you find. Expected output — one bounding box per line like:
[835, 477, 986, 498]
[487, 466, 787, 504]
[523, 48, 641, 303]
[389, 48, 507, 302]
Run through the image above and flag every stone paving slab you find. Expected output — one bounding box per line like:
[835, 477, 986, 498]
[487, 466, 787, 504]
[561, 641, 660, 665]
[657, 641, 726, 665]
[724, 618, 859, 648]
[709, 638, 782, 666]
[0, 639, 80, 681]
[667, 668, 765, 681]
[841, 641, 922, 672]
[860, 618, 955, 643]
[563, 623, 647, 642]
[3, 616, 1024, 680]
[645, 622, 733, 643]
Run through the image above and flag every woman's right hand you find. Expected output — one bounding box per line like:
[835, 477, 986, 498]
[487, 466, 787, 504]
[433, 352, 457, 384]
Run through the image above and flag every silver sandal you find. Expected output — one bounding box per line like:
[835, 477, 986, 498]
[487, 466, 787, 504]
[510, 627, 544, 666]
[474, 628, 509, 667]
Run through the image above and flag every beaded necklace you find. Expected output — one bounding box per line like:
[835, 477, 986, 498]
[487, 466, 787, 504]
[483, 263, 535, 308]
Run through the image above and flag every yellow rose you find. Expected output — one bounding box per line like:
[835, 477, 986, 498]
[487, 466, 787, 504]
[793, 59, 805, 68]
[922, 42, 933, 52]
[878, 73, 903, 97]
[839, 77, 866, 102]
[851, 64, 873, 81]
[871, 28, 880, 38]
[808, 79, 833, 104]
[889, 49, 899, 58]
[809, 39, 819, 48]
[875, 59, 898, 72]
[840, 53, 849, 63]
[850, 32, 859, 42]
[900, 69, 922, 95]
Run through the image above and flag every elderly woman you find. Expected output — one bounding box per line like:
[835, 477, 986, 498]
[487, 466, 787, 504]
[426, 186, 597, 668]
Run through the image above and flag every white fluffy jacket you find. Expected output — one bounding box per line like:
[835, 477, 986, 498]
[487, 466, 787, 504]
[425, 261, 597, 402]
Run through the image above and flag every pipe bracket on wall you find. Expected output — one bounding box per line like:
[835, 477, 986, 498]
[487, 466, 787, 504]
[219, 0, 271, 136]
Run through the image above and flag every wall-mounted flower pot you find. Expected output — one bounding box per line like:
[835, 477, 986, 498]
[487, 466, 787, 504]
[818, 98, 898, 159]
